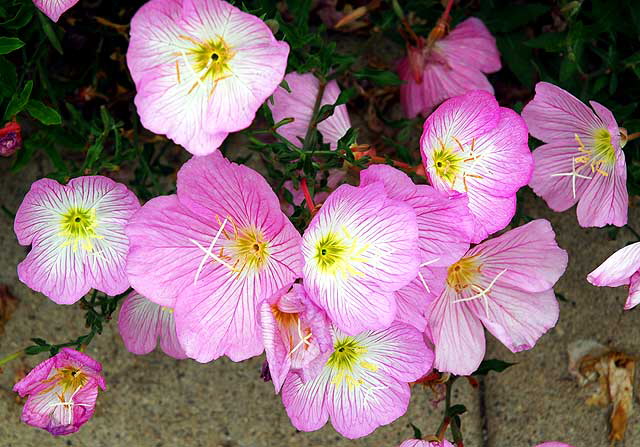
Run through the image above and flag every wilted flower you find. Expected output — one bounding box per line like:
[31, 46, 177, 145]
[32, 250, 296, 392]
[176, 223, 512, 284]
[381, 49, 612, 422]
[13, 348, 106, 435]
[0, 121, 22, 157]
[359, 164, 473, 330]
[126, 152, 302, 362]
[260, 283, 332, 392]
[127, 0, 289, 155]
[270, 72, 351, 149]
[426, 219, 567, 375]
[522, 82, 628, 227]
[398, 18, 500, 118]
[420, 90, 532, 243]
[282, 322, 433, 439]
[14, 176, 140, 304]
[587, 242, 640, 310]
[117, 291, 186, 359]
[33, 0, 79, 22]
[301, 182, 420, 334]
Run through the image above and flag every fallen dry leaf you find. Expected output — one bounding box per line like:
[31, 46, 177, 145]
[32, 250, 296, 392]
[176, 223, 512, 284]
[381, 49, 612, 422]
[0, 285, 18, 337]
[568, 339, 635, 444]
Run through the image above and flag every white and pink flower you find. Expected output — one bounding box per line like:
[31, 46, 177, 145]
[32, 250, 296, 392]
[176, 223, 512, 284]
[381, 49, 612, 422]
[127, 0, 289, 155]
[522, 82, 627, 227]
[588, 242, 640, 310]
[420, 90, 533, 243]
[33, 0, 79, 22]
[14, 176, 140, 304]
[126, 152, 302, 362]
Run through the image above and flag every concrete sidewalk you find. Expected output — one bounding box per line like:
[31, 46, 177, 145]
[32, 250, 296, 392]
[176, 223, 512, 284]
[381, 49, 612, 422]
[1, 155, 637, 447]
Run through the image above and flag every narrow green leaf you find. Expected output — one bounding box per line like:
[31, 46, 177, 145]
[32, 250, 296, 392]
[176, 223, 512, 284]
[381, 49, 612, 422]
[446, 404, 467, 418]
[25, 99, 62, 125]
[0, 37, 24, 55]
[4, 80, 33, 119]
[353, 67, 404, 86]
[472, 359, 516, 376]
[409, 423, 422, 440]
[25, 345, 49, 355]
[37, 10, 63, 54]
[525, 32, 567, 52]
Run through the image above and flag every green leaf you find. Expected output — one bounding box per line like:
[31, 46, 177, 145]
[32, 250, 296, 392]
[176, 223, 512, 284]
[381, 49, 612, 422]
[0, 37, 24, 55]
[472, 359, 516, 376]
[4, 80, 33, 119]
[0, 56, 17, 98]
[25, 99, 62, 125]
[1, 3, 34, 30]
[487, 3, 550, 33]
[497, 33, 534, 87]
[409, 423, 422, 440]
[30, 338, 49, 346]
[525, 32, 567, 52]
[446, 404, 467, 418]
[37, 10, 63, 54]
[353, 67, 404, 86]
[25, 345, 50, 355]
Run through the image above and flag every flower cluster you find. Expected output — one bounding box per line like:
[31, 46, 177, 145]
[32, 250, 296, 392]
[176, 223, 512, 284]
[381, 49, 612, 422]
[10, 0, 633, 443]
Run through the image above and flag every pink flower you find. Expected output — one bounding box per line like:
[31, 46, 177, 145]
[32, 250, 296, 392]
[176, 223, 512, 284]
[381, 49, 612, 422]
[33, 0, 79, 22]
[301, 182, 420, 334]
[398, 18, 500, 118]
[260, 283, 332, 392]
[587, 242, 640, 310]
[13, 348, 106, 435]
[126, 152, 302, 362]
[522, 82, 628, 227]
[270, 72, 351, 149]
[398, 440, 454, 447]
[359, 165, 473, 330]
[420, 90, 533, 243]
[535, 444, 575, 447]
[282, 322, 433, 439]
[127, 0, 289, 156]
[426, 219, 567, 375]
[14, 176, 140, 304]
[117, 291, 187, 359]
[0, 121, 22, 157]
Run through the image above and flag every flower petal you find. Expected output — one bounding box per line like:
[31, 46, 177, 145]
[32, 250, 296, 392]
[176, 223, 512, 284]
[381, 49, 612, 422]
[33, 0, 79, 22]
[437, 18, 501, 73]
[625, 272, 640, 310]
[587, 242, 640, 288]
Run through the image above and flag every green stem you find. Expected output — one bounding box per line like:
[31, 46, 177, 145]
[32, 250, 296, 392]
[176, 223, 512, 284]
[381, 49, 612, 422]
[0, 350, 25, 368]
[435, 378, 453, 439]
[301, 79, 327, 151]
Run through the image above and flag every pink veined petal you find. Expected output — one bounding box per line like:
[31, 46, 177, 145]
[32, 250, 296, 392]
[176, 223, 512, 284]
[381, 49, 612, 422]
[33, 0, 79, 22]
[157, 304, 188, 359]
[469, 285, 559, 353]
[327, 369, 411, 439]
[125, 194, 206, 307]
[394, 265, 447, 331]
[260, 298, 292, 393]
[465, 190, 516, 244]
[421, 90, 500, 154]
[437, 17, 501, 73]
[470, 219, 568, 293]
[529, 140, 592, 212]
[302, 183, 420, 335]
[625, 272, 640, 310]
[281, 369, 330, 433]
[399, 440, 455, 447]
[590, 100, 621, 149]
[398, 57, 427, 118]
[118, 291, 162, 355]
[575, 151, 628, 227]
[521, 82, 605, 143]
[359, 165, 472, 266]
[464, 107, 533, 196]
[535, 442, 575, 447]
[204, 40, 289, 135]
[427, 288, 486, 376]
[271, 73, 351, 149]
[587, 242, 640, 288]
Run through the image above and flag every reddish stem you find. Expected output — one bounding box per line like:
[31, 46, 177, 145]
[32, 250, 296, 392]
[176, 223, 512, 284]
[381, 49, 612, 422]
[627, 132, 640, 142]
[300, 178, 315, 212]
[442, 0, 455, 22]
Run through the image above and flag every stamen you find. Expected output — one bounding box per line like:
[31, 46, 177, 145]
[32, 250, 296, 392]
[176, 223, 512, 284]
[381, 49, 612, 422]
[453, 268, 507, 318]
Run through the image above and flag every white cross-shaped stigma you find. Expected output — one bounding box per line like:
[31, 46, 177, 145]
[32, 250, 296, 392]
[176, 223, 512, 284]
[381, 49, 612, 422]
[550, 157, 592, 199]
[453, 268, 507, 317]
[417, 258, 441, 293]
[190, 218, 234, 285]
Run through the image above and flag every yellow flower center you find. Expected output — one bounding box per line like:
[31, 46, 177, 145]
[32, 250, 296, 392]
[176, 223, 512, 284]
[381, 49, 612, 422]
[313, 227, 369, 278]
[446, 256, 482, 292]
[59, 207, 103, 252]
[574, 130, 616, 177]
[57, 367, 88, 393]
[327, 336, 379, 390]
[430, 136, 483, 191]
[175, 35, 235, 93]
[230, 226, 269, 271]
[432, 147, 463, 186]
